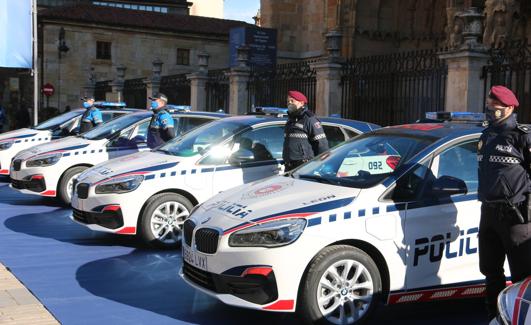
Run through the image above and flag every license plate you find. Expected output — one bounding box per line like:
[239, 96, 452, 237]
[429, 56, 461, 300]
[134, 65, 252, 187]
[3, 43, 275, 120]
[183, 245, 208, 271]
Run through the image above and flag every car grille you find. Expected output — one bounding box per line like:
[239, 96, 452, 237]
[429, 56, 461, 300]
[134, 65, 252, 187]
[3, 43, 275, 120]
[183, 262, 216, 292]
[195, 228, 219, 254]
[183, 219, 196, 247]
[76, 183, 90, 199]
[13, 160, 21, 171]
[72, 208, 89, 224]
[10, 178, 24, 189]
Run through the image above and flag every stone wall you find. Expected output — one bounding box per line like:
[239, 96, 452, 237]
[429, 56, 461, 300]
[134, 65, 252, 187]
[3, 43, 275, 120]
[40, 22, 232, 110]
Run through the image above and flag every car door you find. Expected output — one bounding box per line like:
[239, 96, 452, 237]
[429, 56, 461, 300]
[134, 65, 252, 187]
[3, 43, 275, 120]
[209, 124, 285, 195]
[402, 138, 483, 290]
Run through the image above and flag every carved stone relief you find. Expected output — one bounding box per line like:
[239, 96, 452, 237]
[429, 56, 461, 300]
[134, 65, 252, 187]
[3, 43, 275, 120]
[483, 0, 521, 48]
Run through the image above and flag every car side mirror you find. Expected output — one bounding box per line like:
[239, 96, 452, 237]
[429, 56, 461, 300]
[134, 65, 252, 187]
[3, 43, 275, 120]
[229, 149, 255, 165]
[431, 175, 467, 196]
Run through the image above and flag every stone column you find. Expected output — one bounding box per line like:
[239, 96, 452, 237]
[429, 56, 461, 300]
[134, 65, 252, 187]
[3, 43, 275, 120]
[145, 58, 163, 108]
[110, 64, 126, 102]
[439, 8, 488, 113]
[310, 29, 344, 117]
[227, 46, 251, 115]
[187, 52, 209, 111]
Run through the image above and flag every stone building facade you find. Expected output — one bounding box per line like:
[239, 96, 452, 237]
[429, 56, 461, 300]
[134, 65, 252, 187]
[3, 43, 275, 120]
[260, 0, 531, 60]
[38, 3, 251, 111]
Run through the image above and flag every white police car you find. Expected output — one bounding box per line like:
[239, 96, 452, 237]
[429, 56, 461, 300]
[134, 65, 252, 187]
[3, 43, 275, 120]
[180, 112, 499, 325]
[70, 113, 378, 247]
[10, 109, 225, 204]
[495, 276, 531, 325]
[0, 102, 131, 176]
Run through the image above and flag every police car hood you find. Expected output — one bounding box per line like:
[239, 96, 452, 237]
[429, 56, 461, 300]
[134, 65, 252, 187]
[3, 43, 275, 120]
[14, 136, 93, 160]
[0, 128, 45, 143]
[77, 151, 181, 184]
[192, 175, 360, 231]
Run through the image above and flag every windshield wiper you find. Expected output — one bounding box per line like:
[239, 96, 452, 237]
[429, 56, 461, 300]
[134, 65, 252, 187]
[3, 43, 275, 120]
[297, 174, 336, 185]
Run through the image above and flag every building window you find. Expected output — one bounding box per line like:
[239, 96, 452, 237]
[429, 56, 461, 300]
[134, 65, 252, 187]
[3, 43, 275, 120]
[176, 48, 190, 65]
[96, 41, 111, 60]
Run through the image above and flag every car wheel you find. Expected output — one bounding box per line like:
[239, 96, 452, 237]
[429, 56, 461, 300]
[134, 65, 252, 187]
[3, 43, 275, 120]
[58, 166, 88, 205]
[298, 245, 382, 325]
[139, 193, 193, 248]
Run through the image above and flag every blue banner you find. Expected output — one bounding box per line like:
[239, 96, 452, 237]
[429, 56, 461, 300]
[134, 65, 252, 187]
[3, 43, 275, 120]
[0, 0, 32, 68]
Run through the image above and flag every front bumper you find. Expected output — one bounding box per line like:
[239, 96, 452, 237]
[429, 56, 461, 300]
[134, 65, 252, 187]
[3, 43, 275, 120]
[9, 163, 60, 197]
[71, 184, 149, 235]
[182, 261, 279, 305]
[72, 207, 124, 230]
[10, 175, 47, 193]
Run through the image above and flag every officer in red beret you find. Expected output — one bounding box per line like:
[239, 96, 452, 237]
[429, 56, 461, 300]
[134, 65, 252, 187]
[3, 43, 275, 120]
[477, 85, 531, 320]
[282, 90, 328, 171]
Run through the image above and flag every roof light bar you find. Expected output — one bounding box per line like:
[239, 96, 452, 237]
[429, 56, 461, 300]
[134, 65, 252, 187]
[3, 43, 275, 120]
[166, 105, 191, 112]
[94, 101, 127, 108]
[425, 112, 485, 122]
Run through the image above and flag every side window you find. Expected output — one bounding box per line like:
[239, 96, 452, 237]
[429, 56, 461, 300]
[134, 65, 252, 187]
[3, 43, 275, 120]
[432, 140, 478, 193]
[343, 128, 359, 139]
[101, 112, 116, 122]
[323, 125, 346, 148]
[178, 117, 212, 136]
[107, 128, 134, 147]
[232, 125, 284, 162]
[389, 160, 432, 202]
[131, 121, 149, 142]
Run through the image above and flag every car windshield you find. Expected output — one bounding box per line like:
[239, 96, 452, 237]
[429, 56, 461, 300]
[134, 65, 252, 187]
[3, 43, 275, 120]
[82, 113, 146, 140]
[293, 133, 435, 188]
[158, 120, 248, 157]
[33, 110, 82, 130]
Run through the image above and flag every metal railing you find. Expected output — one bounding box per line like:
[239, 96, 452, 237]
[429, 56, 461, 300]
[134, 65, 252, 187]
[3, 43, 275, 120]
[94, 80, 112, 101]
[160, 73, 191, 106]
[248, 61, 317, 111]
[123, 78, 147, 109]
[205, 69, 230, 112]
[482, 39, 531, 122]
[340, 49, 447, 126]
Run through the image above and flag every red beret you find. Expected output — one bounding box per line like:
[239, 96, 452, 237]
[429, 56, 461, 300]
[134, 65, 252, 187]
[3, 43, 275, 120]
[489, 85, 519, 108]
[288, 90, 308, 104]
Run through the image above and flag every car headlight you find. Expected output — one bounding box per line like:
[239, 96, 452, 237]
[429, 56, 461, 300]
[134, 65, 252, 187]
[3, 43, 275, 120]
[0, 141, 14, 151]
[228, 218, 307, 248]
[26, 153, 62, 167]
[95, 175, 144, 194]
[498, 283, 520, 325]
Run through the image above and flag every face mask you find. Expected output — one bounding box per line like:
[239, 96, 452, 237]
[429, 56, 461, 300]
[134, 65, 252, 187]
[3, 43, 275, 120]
[287, 103, 299, 114]
[486, 107, 508, 124]
[82, 102, 92, 109]
[150, 101, 159, 110]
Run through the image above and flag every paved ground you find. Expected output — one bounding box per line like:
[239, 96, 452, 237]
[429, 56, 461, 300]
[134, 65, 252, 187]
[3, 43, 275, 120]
[0, 179, 491, 325]
[0, 264, 58, 324]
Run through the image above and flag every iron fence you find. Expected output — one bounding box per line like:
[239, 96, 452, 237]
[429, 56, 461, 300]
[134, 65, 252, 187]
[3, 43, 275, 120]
[341, 49, 447, 126]
[248, 60, 317, 111]
[482, 39, 531, 122]
[160, 73, 191, 106]
[206, 69, 230, 112]
[94, 80, 112, 101]
[123, 78, 147, 109]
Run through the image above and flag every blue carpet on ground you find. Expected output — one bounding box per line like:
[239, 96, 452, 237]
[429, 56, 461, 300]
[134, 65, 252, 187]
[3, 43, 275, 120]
[0, 180, 488, 324]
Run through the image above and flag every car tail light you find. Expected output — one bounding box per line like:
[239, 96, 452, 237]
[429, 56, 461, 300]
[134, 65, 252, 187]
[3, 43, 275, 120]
[386, 156, 400, 170]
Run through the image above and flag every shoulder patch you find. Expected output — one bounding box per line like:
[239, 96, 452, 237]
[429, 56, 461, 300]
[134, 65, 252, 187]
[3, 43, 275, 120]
[313, 121, 322, 129]
[517, 124, 531, 133]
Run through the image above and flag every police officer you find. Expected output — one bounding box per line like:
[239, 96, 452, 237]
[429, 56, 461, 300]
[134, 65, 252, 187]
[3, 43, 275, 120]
[477, 85, 531, 320]
[147, 93, 175, 149]
[282, 90, 328, 171]
[79, 96, 103, 133]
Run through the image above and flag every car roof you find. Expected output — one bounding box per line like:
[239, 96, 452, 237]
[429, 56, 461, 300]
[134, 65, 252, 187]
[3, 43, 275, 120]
[217, 114, 379, 132]
[373, 122, 485, 141]
[121, 110, 229, 119]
